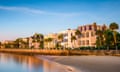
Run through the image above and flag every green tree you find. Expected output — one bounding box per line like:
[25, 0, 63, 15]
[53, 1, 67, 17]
[58, 34, 64, 42]
[103, 29, 114, 50]
[116, 32, 120, 49]
[109, 22, 119, 51]
[96, 30, 104, 47]
[15, 38, 22, 48]
[44, 38, 53, 49]
[109, 22, 119, 44]
[58, 34, 64, 49]
[71, 36, 76, 48]
[93, 22, 97, 30]
[75, 29, 81, 36]
[47, 37, 53, 49]
[75, 29, 81, 47]
[32, 33, 44, 49]
[0, 42, 1, 48]
[55, 42, 61, 50]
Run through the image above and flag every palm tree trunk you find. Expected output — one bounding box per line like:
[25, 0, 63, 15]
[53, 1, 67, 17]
[47, 43, 49, 50]
[98, 37, 102, 50]
[116, 45, 118, 54]
[113, 32, 117, 54]
[107, 46, 109, 51]
[74, 40, 76, 48]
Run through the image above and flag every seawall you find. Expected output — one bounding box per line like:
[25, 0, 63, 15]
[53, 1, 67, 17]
[0, 48, 120, 56]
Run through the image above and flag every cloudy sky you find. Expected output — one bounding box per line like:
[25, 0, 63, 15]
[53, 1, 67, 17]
[0, 0, 120, 41]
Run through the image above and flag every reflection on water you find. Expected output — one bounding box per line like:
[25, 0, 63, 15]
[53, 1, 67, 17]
[0, 53, 68, 72]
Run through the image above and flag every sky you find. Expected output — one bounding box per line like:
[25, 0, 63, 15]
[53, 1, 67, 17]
[0, 0, 120, 41]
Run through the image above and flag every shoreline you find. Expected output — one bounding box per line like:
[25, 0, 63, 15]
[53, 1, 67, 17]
[36, 55, 120, 72]
[36, 55, 79, 72]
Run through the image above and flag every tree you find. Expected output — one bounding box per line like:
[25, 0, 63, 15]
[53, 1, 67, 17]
[116, 32, 120, 50]
[58, 34, 64, 42]
[58, 34, 64, 49]
[44, 38, 48, 49]
[103, 29, 114, 50]
[75, 29, 81, 47]
[15, 38, 22, 48]
[32, 33, 44, 49]
[44, 38, 53, 49]
[55, 42, 61, 50]
[96, 30, 104, 47]
[109, 22, 119, 52]
[0, 42, 1, 48]
[71, 36, 76, 48]
[93, 22, 97, 31]
[75, 29, 81, 36]
[109, 22, 119, 30]
[47, 37, 53, 49]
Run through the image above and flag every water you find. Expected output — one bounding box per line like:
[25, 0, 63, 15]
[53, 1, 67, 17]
[0, 53, 68, 72]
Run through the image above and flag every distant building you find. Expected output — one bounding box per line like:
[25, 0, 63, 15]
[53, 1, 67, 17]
[77, 23, 107, 47]
[58, 29, 76, 48]
[44, 33, 58, 49]
[0, 23, 107, 49]
[1, 40, 15, 48]
[29, 33, 44, 49]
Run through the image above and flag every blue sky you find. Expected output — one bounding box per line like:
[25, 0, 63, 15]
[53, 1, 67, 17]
[0, 0, 120, 41]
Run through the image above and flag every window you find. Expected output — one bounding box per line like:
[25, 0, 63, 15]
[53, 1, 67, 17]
[83, 40, 85, 45]
[78, 40, 81, 45]
[82, 33, 85, 38]
[86, 32, 89, 37]
[89, 25, 92, 30]
[84, 26, 86, 31]
[91, 32, 94, 36]
[86, 40, 89, 45]
[71, 33, 73, 36]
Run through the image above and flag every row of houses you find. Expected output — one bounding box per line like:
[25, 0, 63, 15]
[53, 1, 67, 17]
[0, 23, 107, 49]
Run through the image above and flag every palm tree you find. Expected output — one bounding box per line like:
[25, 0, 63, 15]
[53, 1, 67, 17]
[58, 34, 64, 42]
[75, 29, 81, 36]
[15, 38, 22, 48]
[109, 22, 119, 44]
[0, 42, 1, 48]
[116, 32, 120, 50]
[55, 42, 61, 50]
[32, 33, 44, 49]
[47, 37, 53, 49]
[71, 36, 76, 48]
[96, 30, 104, 47]
[75, 29, 81, 47]
[44, 38, 48, 49]
[109, 22, 119, 52]
[93, 22, 97, 31]
[58, 34, 64, 49]
[44, 38, 53, 49]
[103, 29, 113, 50]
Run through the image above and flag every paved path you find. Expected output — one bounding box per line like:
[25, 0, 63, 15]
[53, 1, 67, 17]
[38, 56, 120, 72]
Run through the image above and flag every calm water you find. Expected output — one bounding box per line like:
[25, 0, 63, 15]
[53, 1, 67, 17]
[0, 53, 68, 72]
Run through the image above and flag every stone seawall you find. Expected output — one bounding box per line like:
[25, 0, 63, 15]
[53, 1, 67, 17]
[0, 49, 69, 55]
[0, 49, 120, 56]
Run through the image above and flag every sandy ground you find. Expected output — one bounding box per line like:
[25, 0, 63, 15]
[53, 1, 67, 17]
[37, 56, 120, 72]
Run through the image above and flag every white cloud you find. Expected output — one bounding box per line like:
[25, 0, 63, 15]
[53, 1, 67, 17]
[0, 6, 45, 14]
[0, 6, 80, 16]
